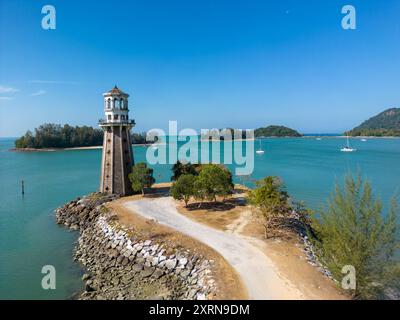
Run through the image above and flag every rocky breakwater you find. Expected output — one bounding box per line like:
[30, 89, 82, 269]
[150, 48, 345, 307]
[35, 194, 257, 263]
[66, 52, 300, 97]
[56, 193, 216, 300]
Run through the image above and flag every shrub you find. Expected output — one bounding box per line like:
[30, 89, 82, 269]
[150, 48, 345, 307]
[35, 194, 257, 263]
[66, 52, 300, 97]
[311, 174, 400, 299]
[247, 176, 290, 238]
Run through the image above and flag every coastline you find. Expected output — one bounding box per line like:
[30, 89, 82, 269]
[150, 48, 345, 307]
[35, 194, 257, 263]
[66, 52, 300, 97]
[9, 135, 400, 153]
[10, 143, 153, 152]
[55, 192, 244, 300]
[54, 182, 346, 300]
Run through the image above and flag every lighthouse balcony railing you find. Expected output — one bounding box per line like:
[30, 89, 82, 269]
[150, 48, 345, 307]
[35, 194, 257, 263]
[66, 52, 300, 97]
[99, 119, 135, 126]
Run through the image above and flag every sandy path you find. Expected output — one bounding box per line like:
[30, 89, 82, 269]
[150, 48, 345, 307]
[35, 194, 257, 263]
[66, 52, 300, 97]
[123, 197, 305, 300]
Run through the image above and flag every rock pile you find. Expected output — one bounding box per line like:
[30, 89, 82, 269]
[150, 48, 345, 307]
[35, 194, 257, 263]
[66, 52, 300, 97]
[288, 210, 334, 280]
[301, 235, 334, 280]
[56, 193, 216, 300]
[56, 193, 118, 230]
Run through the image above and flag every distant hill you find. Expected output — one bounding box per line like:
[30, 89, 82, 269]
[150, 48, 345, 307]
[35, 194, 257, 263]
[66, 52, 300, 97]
[347, 108, 400, 137]
[254, 125, 302, 137]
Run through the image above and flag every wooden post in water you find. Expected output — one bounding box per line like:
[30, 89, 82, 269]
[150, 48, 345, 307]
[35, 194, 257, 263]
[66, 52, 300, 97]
[21, 180, 25, 196]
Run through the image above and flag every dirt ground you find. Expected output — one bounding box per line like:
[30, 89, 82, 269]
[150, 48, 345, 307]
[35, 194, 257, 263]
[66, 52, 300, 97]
[107, 197, 248, 300]
[175, 185, 348, 300]
[241, 221, 347, 300]
[109, 183, 347, 300]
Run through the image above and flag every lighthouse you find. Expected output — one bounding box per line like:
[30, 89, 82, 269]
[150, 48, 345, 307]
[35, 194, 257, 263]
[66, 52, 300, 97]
[99, 86, 135, 195]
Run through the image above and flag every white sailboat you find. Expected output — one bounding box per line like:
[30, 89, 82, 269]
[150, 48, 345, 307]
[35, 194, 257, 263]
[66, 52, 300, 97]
[256, 139, 265, 154]
[341, 135, 356, 152]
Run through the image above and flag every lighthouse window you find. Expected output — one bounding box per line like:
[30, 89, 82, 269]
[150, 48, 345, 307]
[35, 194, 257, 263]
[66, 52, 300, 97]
[107, 99, 111, 108]
[107, 115, 111, 120]
[121, 115, 125, 120]
[114, 114, 119, 120]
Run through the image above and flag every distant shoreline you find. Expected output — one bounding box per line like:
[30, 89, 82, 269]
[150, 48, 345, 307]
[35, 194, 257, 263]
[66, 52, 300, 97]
[302, 135, 400, 139]
[8, 135, 400, 152]
[10, 143, 153, 152]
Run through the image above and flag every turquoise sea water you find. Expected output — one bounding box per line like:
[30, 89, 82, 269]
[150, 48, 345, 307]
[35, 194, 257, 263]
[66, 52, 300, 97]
[1, 136, 399, 299]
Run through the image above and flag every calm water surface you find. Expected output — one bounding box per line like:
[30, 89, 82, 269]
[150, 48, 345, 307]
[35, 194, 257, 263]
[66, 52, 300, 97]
[0, 136, 399, 299]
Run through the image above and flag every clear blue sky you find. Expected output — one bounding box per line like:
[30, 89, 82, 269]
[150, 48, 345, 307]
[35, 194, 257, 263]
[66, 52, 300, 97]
[0, 0, 399, 137]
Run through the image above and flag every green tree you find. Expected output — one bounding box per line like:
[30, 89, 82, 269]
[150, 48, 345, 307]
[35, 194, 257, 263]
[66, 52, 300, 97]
[14, 123, 104, 149]
[131, 132, 146, 144]
[311, 174, 400, 299]
[247, 176, 290, 238]
[171, 161, 200, 181]
[15, 130, 34, 148]
[170, 174, 197, 207]
[193, 164, 234, 203]
[128, 162, 155, 195]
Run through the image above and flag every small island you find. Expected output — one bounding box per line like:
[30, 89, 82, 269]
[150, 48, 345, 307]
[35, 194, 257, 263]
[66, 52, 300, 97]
[13, 123, 151, 150]
[199, 126, 302, 141]
[254, 125, 302, 138]
[346, 108, 400, 137]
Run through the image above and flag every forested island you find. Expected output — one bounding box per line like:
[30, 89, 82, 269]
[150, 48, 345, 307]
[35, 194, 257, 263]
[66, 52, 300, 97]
[191, 126, 303, 141]
[346, 108, 400, 137]
[15, 123, 303, 149]
[205, 125, 302, 140]
[254, 125, 302, 137]
[14, 123, 150, 149]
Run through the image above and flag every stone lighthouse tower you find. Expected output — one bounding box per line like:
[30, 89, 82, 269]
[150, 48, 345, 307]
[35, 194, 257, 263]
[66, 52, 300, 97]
[99, 86, 135, 195]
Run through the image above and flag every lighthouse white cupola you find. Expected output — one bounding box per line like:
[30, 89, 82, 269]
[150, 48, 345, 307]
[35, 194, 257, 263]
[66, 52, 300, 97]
[99, 86, 135, 196]
[103, 85, 130, 124]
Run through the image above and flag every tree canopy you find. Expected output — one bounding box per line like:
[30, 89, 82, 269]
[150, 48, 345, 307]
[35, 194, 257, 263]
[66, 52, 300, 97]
[170, 163, 234, 206]
[311, 174, 400, 299]
[193, 164, 234, 202]
[131, 132, 159, 144]
[128, 162, 155, 195]
[15, 124, 153, 149]
[170, 174, 197, 206]
[171, 161, 201, 181]
[15, 124, 104, 149]
[254, 125, 302, 138]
